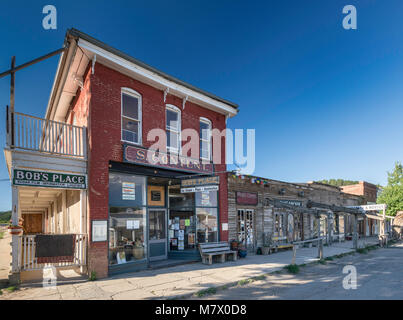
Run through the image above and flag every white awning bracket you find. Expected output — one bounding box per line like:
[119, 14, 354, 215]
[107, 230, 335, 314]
[92, 54, 96, 74]
[164, 87, 170, 103]
[182, 95, 188, 110]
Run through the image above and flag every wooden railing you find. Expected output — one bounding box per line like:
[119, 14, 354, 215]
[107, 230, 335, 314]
[6, 108, 87, 158]
[20, 234, 87, 271]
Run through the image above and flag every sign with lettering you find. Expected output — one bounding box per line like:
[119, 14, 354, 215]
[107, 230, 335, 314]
[124, 145, 214, 174]
[13, 169, 87, 189]
[181, 185, 219, 193]
[278, 199, 303, 207]
[236, 192, 258, 205]
[181, 176, 219, 187]
[347, 204, 386, 211]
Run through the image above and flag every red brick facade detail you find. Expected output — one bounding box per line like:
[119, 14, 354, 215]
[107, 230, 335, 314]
[341, 181, 378, 204]
[72, 62, 229, 277]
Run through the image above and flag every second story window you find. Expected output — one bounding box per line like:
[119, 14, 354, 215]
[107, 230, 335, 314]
[121, 88, 142, 145]
[200, 118, 212, 160]
[166, 105, 181, 153]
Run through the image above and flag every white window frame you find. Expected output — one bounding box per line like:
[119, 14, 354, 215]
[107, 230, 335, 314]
[121, 87, 142, 145]
[199, 117, 212, 161]
[166, 104, 181, 154]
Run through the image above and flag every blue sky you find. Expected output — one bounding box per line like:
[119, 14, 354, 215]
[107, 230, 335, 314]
[0, 0, 403, 210]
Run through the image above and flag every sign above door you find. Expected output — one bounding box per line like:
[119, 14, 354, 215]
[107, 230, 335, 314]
[12, 168, 87, 189]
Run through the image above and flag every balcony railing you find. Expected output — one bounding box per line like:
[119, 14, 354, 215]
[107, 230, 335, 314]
[6, 107, 87, 159]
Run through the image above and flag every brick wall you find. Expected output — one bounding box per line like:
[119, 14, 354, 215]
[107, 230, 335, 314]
[340, 181, 378, 203]
[72, 62, 229, 277]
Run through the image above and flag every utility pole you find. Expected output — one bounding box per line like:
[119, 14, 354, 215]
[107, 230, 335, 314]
[10, 56, 15, 112]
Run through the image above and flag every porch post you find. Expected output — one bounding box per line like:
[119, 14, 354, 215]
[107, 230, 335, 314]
[62, 190, 67, 233]
[353, 214, 358, 249]
[53, 197, 58, 234]
[80, 190, 87, 274]
[327, 211, 333, 246]
[9, 186, 21, 284]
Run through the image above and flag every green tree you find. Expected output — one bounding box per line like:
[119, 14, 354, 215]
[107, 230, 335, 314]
[377, 161, 403, 216]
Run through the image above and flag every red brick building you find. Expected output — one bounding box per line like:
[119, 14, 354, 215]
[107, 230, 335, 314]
[5, 29, 238, 280]
[340, 181, 378, 204]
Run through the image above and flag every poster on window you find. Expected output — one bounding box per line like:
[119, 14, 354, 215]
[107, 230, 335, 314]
[178, 229, 185, 240]
[122, 182, 135, 200]
[178, 240, 185, 250]
[126, 219, 140, 230]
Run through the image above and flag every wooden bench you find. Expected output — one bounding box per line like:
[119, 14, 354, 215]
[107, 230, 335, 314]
[198, 242, 238, 265]
[272, 236, 293, 252]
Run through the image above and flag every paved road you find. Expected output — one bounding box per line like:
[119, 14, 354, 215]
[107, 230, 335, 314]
[194, 242, 403, 300]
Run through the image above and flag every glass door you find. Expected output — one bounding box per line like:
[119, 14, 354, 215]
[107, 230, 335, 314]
[149, 209, 167, 261]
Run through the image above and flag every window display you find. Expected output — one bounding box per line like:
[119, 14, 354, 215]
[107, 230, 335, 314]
[168, 211, 196, 250]
[109, 207, 146, 265]
[196, 207, 218, 243]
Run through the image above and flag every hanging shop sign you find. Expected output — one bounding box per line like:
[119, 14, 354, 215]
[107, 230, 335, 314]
[278, 199, 303, 207]
[181, 176, 219, 188]
[181, 185, 219, 193]
[123, 145, 214, 174]
[13, 169, 87, 189]
[347, 204, 386, 211]
[236, 192, 258, 205]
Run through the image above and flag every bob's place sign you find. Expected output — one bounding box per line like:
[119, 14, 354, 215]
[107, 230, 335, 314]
[13, 169, 87, 189]
[124, 145, 214, 174]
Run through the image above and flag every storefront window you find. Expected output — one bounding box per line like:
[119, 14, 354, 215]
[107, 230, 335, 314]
[109, 207, 146, 265]
[169, 187, 194, 209]
[109, 172, 146, 207]
[196, 190, 217, 207]
[168, 186, 196, 251]
[168, 212, 196, 251]
[196, 207, 218, 243]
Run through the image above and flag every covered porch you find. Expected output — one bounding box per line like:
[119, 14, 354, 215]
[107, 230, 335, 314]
[4, 109, 88, 284]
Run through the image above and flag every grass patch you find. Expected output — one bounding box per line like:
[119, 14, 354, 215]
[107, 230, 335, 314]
[356, 248, 368, 254]
[195, 287, 217, 297]
[324, 256, 334, 261]
[6, 286, 17, 293]
[238, 279, 253, 286]
[0, 289, 2, 295]
[0, 231, 4, 239]
[318, 259, 326, 265]
[284, 264, 300, 274]
[89, 271, 97, 281]
[251, 275, 266, 281]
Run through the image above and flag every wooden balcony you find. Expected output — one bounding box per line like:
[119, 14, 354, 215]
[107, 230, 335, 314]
[6, 108, 87, 159]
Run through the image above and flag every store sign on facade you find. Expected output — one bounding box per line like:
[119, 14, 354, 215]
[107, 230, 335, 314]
[236, 192, 258, 205]
[347, 204, 386, 211]
[181, 185, 219, 193]
[124, 145, 214, 174]
[278, 199, 303, 207]
[181, 176, 219, 187]
[13, 169, 87, 189]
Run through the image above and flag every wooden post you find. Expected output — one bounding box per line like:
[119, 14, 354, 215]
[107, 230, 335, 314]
[318, 238, 323, 260]
[10, 57, 15, 112]
[62, 190, 67, 233]
[291, 244, 297, 265]
[53, 197, 58, 234]
[327, 212, 333, 246]
[353, 214, 358, 249]
[10, 186, 20, 275]
[80, 190, 87, 273]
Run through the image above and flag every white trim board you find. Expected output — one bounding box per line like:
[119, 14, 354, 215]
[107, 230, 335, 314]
[78, 39, 238, 117]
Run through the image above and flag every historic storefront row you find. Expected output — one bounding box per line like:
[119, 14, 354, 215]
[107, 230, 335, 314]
[227, 174, 368, 252]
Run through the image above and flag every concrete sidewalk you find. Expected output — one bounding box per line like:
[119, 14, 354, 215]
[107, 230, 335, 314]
[0, 237, 379, 300]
